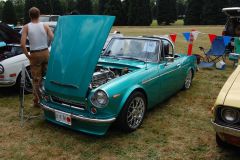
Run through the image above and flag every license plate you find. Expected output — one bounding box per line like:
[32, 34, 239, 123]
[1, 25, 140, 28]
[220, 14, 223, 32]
[55, 111, 72, 125]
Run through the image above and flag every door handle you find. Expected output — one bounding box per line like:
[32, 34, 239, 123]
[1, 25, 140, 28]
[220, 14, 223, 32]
[177, 64, 181, 68]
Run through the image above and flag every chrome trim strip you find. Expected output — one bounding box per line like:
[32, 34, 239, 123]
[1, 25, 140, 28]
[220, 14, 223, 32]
[212, 120, 240, 137]
[41, 103, 116, 124]
[51, 96, 85, 111]
[142, 63, 190, 84]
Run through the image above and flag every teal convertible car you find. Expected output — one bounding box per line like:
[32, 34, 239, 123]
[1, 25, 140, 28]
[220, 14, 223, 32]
[40, 16, 197, 135]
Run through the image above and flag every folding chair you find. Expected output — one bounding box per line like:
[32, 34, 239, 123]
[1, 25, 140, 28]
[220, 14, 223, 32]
[229, 38, 240, 68]
[198, 36, 226, 68]
[199, 36, 226, 62]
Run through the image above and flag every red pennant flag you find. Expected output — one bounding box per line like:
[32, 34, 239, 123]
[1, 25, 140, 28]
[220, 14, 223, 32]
[169, 34, 177, 43]
[208, 34, 217, 43]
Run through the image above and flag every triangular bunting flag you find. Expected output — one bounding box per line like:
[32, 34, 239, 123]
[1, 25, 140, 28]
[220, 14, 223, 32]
[169, 34, 177, 43]
[208, 34, 217, 43]
[192, 31, 200, 41]
[183, 32, 191, 42]
[223, 36, 231, 46]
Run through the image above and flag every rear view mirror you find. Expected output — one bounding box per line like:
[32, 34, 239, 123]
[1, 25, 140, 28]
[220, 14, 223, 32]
[165, 57, 174, 66]
[166, 57, 174, 63]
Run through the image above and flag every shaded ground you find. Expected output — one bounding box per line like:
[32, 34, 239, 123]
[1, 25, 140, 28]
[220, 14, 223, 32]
[1, 26, 240, 160]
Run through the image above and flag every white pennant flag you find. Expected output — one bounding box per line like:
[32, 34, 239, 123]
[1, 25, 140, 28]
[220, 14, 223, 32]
[192, 31, 201, 40]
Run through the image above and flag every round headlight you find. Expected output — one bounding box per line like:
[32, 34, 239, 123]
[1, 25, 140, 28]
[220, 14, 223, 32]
[0, 64, 4, 74]
[221, 108, 239, 124]
[91, 90, 109, 108]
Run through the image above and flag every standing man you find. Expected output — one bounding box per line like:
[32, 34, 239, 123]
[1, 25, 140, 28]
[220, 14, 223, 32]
[21, 7, 54, 107]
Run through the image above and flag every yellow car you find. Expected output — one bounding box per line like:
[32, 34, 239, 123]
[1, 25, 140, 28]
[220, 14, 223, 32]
[212, 65, 240, 147]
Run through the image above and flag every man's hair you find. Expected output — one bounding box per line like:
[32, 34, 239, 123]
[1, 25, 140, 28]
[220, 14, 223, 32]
[29, 7, 40, 20]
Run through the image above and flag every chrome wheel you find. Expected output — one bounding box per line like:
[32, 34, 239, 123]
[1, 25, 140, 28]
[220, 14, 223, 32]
[127, 97, 145, 129]
[184, 70, 192, 89]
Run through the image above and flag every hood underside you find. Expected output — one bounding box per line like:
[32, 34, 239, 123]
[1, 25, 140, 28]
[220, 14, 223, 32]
[0, 23, 22, 44]
[45, 15, 115, 100]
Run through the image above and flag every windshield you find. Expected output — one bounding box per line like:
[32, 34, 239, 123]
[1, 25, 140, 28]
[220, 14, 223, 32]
[39, 16, 50, 22]
[104, 38, 159, 62]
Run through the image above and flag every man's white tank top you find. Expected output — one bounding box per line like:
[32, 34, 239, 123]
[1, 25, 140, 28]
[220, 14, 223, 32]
[28, 22, 48, 51]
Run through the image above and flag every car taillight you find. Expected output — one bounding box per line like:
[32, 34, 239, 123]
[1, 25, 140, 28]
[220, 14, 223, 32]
[0, 75, 4, 79]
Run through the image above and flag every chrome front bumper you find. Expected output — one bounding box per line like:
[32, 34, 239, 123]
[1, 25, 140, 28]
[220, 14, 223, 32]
[212, 120, 240, 137]
[0, 80, 15, 86]
[41, 103, 116, 124]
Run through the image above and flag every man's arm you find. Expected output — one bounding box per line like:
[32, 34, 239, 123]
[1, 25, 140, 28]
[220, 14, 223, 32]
[44, 24, 54, 41]
[20, 25, 31, 59]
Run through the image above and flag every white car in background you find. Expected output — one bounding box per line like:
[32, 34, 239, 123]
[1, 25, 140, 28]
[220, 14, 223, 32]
[39, 15, 59, 27]
[0, 23, 32, 91]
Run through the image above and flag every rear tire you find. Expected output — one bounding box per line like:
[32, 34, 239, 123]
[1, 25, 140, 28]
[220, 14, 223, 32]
[117, 91, 146, 133]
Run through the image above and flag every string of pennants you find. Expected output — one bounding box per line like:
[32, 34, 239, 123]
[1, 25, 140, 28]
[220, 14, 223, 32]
[167, 31, 234, 46]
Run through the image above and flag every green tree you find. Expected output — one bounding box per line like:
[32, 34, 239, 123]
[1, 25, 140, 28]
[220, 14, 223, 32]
[156, 0, 177, 25]
[24, 0, 37, 24]
[98, 0, 107, 14]
[201, 0, 228, 25]
[0, 1, 5, 21]
[104, 0, 125, 25]
[122, 0, 129, 22]
[229, 0, 240, 6]
[36, 0, 51, 15]
[151, 0, 157, 19]
[2, 0, 17, 25]
[128, 0, 152, 26]
[177, 0, 186, 18]
[76, 0, 92, 14]
[51, 0, 64, 15]
[184, 0, 204, 25]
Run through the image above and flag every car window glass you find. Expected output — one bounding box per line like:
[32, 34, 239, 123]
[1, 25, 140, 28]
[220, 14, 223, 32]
[105, 38, 159, 62]
[50, 16, 59, 22]
[39, 16, 50, 22]
[162, 39, 173, 57]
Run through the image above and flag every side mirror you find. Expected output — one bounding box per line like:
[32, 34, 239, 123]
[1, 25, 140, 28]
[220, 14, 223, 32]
[165, 57, 174, 66]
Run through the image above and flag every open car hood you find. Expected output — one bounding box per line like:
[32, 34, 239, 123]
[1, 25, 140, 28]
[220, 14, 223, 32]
[45, 16, 115, 100]
[222, 7, 240, 17]
[0, 23, 21, 44]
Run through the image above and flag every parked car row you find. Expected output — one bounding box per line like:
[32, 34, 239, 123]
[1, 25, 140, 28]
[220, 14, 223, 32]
[1, 12, 240, 149]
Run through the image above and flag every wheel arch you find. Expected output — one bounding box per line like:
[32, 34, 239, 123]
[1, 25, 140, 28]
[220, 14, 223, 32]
[118, 85, 148, 113]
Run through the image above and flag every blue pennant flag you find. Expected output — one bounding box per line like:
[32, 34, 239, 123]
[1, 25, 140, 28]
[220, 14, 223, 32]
[223, 36, 231, 46]
[183, 32, 191, 42]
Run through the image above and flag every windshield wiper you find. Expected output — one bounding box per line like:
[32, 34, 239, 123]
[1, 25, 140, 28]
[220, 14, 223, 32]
[118, 56, 146, 62]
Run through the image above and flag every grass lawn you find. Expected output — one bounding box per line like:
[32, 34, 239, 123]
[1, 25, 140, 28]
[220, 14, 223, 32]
[1, 26, 240, 160]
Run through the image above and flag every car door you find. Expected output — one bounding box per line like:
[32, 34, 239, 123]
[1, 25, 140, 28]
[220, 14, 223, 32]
[158, 39, 183, 100]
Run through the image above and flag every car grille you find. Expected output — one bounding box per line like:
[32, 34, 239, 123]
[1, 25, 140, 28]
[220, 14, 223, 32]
[51, 96, 86, 110]
[215, 107, 240, 130]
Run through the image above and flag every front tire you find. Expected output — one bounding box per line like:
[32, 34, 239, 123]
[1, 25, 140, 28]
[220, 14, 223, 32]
[118, 91, 146, 133]
[183, 70, 193, 90]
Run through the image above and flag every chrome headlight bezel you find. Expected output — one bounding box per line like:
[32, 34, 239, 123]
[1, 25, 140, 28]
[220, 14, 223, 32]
[221, 107, 240, 124]
[90, 90, 109, 108]
[0, 64, 4, 74]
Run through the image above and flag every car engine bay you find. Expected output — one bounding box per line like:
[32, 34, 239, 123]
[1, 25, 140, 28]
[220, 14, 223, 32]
[90, 66, 131, 89]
